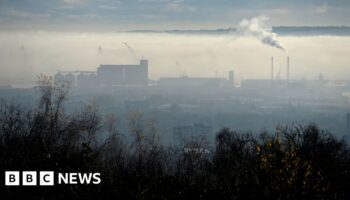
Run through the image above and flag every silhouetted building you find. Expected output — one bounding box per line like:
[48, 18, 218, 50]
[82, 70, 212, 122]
[97, 65, 123, 85]
[54, 59, 148, 89]
[98, 59, 148, 86]
[54, 72, 76, 87]
[159, 76, 230, 89]
[77, 72, 98, 90]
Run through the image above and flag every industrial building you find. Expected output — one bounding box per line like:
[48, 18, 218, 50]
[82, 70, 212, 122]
[158, 71, 235, 89]
[54, 59, 149, 88]
[98, 59, 148, 86]
[77, 72, 98, 90]
[159, 77, 230, 88]
[54, 72, 76, 87]
[54, 59, 237, 90]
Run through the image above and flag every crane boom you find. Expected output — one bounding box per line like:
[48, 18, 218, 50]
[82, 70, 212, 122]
[123, 42, 138, 61]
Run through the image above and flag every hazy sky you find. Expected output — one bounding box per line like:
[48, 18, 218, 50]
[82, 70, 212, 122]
[0, 0, 350, 30]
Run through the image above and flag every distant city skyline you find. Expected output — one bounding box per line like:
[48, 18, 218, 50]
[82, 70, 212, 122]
[0, 0, 350, 31]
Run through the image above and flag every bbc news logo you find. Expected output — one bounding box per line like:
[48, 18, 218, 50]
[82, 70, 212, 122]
[5, 171, 101, 186]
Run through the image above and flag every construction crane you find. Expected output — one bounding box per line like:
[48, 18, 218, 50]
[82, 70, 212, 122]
[123, 42, 139, 61]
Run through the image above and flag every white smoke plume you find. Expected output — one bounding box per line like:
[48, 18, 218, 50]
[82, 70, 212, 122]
[237, 15, 286, 51]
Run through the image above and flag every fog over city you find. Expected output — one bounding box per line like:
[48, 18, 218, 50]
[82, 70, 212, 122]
[1, 27, 350, 142]
[1, 31, 350, 85]
[1, 0, 350, 145]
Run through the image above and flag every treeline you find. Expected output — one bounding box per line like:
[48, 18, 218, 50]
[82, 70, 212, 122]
[1, 75, 350, 200]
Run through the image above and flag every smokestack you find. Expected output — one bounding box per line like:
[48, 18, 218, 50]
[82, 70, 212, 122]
[287, 56, 290, 82]
[228, 70, 234, 86]
[271, 56, 274, 81]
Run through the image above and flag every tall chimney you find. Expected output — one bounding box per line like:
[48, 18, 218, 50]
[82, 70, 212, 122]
[228, 70, 234, 86]
[271, 56, 274, 81]
[287, 56, 290, 82]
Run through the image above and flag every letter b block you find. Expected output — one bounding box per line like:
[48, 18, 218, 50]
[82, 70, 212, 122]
[5, 171, 20, 186]
[23, 171, 37, 186]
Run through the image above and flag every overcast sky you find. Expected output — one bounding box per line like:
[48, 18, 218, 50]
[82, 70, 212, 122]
[0, 0, 349, 31]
